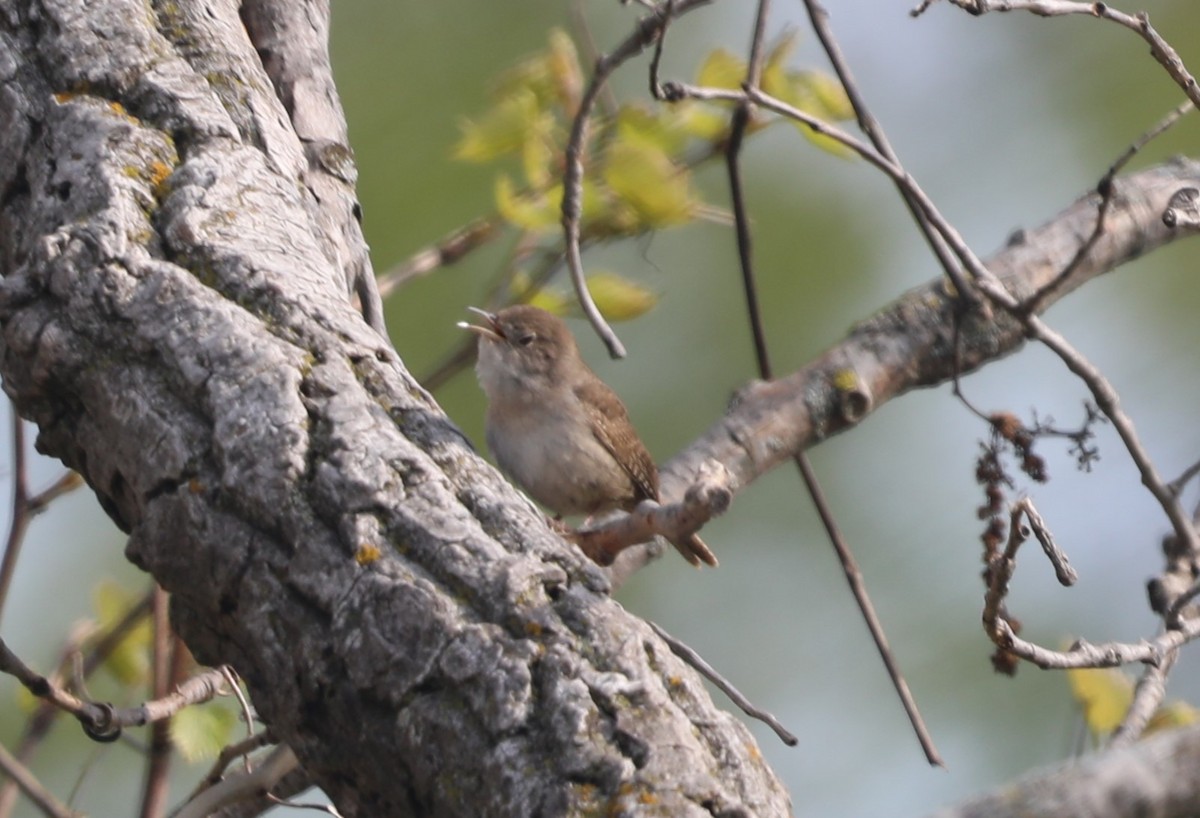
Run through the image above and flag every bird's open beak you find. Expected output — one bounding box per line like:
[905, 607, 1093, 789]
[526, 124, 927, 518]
[456, 307, 503, 342]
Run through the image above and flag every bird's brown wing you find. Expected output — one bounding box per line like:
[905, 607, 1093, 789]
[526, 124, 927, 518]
[575, 378, 659, 505]
[576, 380, 718, 567]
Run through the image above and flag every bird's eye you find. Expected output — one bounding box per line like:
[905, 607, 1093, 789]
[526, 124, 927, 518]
[517, 333, 536, 347]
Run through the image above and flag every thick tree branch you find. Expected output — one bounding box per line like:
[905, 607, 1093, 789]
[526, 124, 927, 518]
[928, 723, 1200, 818]
[609, 159, 1200, 580]
[239, 0, 386, 337]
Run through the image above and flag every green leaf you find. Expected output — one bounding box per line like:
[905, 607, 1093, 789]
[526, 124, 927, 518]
[761, 29, 801, 97]
[507, 272, 570, 315]
[521, 130, 556, 190]
[1146, 700, 1200, 735]
[601, 139, 694, 228]
[696, 48, 745, 90]
[769, 70, 856, 158]
[526, 289, 571, 316]
[675, 102, 730, 142]
[616, 105, 689, 157]
[15, 683, 37, 713]
[582, 272, 658, 321]
[494, 175, 559, 231]
[790, 69, 854, 121]
[544, 28, 583, 114]
[453, 89, 549, 163]
[93, 581, 152, 686]
[170, 699, 238, 762]
[493, 28, 582, 114]
[1067, 666, 1133, 737]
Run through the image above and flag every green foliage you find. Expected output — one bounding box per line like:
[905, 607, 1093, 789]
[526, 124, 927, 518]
[510, 270, 658, 322]
[1066, 665, 1133, 737]
[450, 28, 852, 316]
[579, 271, 659, 321]
[170, 697, 239, 762]
[1067, 665, 1199, 742]
[93, 580, 152, 686]
[454, 89, 553, 165]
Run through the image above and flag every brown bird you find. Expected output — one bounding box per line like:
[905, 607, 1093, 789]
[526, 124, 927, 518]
[459, 305, 717, 567]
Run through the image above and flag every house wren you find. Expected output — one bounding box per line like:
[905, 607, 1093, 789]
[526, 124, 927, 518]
[460, 305, 717, 567]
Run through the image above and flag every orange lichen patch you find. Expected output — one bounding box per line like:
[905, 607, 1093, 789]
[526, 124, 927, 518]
[354, 543, 382, 565]
[148, 160, 172, 190]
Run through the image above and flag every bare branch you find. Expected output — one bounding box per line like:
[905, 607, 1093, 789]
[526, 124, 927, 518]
[607, 159, 1200, 580]
[1027, 100, 1194, 311]
[1108, 651, 1178, 748]
[570, 460, 731, 564]
[0, 743, 79, 818]
[375, 218, 499, 297]
[175, 745, 299, 818]
[560, 0, 713, 357]
[803, 0, 974, 304]
[0, 636, 229, 742]
[647, 621, 798, 746]
[914, 2, 1200, 113]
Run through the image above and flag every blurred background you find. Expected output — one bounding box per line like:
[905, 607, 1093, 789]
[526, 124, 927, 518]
[3, 1, 1200, 815]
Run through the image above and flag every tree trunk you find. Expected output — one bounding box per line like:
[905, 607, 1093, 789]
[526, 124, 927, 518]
[0, 1, 789, 814]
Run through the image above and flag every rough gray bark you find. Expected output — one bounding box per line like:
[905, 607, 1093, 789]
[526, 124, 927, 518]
[0, 1, 788, 815]
[928, 723, 1200, 818]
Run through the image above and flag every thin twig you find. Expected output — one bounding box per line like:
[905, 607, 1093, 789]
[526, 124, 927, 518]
[1108, 650, 1178, 748]
[801, 0, 974, 307]
[648, 621, 798, 746]
[713, 0, 944, 767]
[139, 587, 180, 818]
[0, 587, 154, 816]
[991, 617, 1200, 670]
[0, 742, 79, 818]
[561, 64, 623, 357]
[0, 410, 81, 628]
[173, 746, 300, 818]
[0, 414, 29, 626]
[914, 2, 1200, 112]
[647, 0, 674, 100]
[1010, 310, 1199, 556]
[978, 498, 1200, 672]
[560, 0, 714, 357]
[222, 666, 258, 756]
[802, 453, 945, 766]
[375, 218, 499, 298]
[983, 499, 1073, 639]
[0, 636, 228, 741]
[1017, 498, 1077, 586]
[726, 0, 773, 376]
[568, 0, 619, 118]
[1026, 100, 1194, 312]
[1167, 458, 1200, 497]
[191, 730, 277, 797]
[0, 638, 100, 728]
